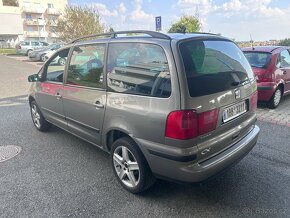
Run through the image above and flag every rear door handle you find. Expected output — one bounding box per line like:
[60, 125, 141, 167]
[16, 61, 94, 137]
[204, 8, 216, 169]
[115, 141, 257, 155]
[94, 101, 104, 109]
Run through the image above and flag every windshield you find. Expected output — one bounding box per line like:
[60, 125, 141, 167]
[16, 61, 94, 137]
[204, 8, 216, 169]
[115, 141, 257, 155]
[243, 52, 272, 69]
[179, 39, 254, 97]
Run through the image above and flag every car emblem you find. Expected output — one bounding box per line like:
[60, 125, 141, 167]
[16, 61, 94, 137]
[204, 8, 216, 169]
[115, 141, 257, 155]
[234, 89, 241, 99]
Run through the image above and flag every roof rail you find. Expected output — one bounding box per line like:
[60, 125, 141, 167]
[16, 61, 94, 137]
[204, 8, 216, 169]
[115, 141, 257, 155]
[70, 30, 171, 43]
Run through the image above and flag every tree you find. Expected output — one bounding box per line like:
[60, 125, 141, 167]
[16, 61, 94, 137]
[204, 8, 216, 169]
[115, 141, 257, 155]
[54, 6, 105, 42]
[278, 38, 290, 46]
[168, 15, 201, 33]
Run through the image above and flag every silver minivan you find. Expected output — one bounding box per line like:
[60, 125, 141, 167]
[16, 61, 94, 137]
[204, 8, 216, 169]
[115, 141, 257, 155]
[28, 31, 260, 193]
[16, 40, 49, 55]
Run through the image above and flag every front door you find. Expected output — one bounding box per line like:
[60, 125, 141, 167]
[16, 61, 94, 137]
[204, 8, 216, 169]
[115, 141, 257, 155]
[62, 43, 106, 146]
[37, 48, 70, 129]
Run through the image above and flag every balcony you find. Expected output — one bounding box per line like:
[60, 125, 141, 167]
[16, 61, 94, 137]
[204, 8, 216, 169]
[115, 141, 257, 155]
[24, 31, 48, 38]
[46, 8, 61, 15]
[22, 6, 46, 14]
[46, 19, 57, 26]
[23, 19, 46, 26]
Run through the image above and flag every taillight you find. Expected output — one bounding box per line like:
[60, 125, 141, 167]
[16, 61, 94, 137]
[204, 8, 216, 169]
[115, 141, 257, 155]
[250, 92, 258, 111]
[165, 108, 219, 140]
[16, 45, 21, 49]
[260, 72, 273, 82]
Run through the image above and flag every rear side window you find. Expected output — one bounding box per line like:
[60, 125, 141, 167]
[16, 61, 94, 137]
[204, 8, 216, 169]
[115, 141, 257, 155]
[31, 41, 40, 46]
[277, 50, 290, 68]
[107, 43, 171, 98]
[179, 40, 254, 97]
[41, 42, 49, 46]
[21, 41, 30, 46]
[244, 52, 272, 69]
[67, 44, 105, 88]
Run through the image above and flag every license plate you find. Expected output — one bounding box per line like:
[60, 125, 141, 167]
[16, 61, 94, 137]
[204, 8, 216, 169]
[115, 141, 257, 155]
[223, 101, 247, 123]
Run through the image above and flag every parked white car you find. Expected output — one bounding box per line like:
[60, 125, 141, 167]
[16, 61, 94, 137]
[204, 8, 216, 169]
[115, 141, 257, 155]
[44, 50, 66, 65]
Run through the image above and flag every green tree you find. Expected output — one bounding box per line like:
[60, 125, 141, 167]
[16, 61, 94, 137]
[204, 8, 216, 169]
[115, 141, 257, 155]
[54, 6, 105, 42]
[168, 15, 201, 33]
[278, 38, 290, 46]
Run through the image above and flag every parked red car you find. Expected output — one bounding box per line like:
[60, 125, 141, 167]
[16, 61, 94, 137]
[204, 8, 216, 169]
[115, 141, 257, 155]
[242, 46, 290, 108]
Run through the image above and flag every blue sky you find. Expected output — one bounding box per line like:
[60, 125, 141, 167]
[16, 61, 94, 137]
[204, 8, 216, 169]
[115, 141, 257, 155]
[68, 0, 290, 41]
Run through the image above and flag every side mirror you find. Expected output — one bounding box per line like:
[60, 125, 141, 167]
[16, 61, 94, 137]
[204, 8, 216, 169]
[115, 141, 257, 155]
[28, 74, 39, 82]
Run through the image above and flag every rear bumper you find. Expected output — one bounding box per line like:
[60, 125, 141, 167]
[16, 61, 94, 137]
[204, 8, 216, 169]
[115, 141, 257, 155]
[257, 83, 276, 101]
[136, 125, 260, 183]
[29, 56, 40, 61]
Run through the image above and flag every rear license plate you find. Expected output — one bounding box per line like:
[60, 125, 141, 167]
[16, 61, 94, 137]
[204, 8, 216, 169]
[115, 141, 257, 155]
[223, 101, 247, 123]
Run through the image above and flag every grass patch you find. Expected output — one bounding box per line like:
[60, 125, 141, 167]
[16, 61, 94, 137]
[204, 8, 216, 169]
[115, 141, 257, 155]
[0, 48, 16, 55]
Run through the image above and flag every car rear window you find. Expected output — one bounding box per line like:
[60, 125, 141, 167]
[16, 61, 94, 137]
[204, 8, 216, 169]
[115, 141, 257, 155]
[179, 39, 254, 97]
[243, 52, 272, 69]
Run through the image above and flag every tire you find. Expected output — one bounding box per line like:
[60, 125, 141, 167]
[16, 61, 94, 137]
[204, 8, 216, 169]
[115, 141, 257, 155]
[111, 137, 155, 194]
[268, 88, 282, 109]
[26, 49, 32, 56]
[58, 57, 66, 66]
[40, 54, 46, 62]
[30, 101, 51, 132]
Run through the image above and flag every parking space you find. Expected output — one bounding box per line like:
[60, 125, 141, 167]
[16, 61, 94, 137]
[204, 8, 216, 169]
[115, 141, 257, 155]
[257, 95, 290, 127]
[4, 54, 44, 67]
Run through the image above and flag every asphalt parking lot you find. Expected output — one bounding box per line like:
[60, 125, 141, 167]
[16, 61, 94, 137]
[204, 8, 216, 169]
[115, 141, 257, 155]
[0, 55, 289, 218]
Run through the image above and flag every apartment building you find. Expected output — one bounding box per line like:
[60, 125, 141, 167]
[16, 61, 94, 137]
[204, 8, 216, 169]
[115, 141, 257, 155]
[0, 1, 23, 47]
[0, 0, 67, 47]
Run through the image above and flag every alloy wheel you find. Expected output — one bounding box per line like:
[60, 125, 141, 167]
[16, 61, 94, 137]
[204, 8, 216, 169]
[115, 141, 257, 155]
[31, 104, 41, 128]
[273, 89, 281, 107]
[113, 146, 140, 188]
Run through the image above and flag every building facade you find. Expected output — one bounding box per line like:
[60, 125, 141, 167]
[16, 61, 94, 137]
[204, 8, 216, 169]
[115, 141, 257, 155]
[0, 0, 67, 47]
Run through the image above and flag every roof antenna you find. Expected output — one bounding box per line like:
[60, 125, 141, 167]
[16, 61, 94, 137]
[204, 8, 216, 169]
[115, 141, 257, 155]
[250, 34, 254, 50]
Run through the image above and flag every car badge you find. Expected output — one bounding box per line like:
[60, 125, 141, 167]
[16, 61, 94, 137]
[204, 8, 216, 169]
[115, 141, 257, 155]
[235, 89, 241, 99]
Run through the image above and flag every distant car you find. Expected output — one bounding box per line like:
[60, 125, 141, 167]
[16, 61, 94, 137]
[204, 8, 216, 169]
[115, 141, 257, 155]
[16, 41, 49, 56]
[243, 46, 290, 108]
[28, 43, 62, 62]
[44, 49, 66, 65]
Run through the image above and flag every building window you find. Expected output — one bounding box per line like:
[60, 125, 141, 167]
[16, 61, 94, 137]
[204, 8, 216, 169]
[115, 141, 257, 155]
[2, 0, 19, 7]
[25, 14, 32, 20]
[23, 1, 30, 7]
[27, 26, 33, 32]
[48, 3, 54, 8]
[34, 2, 40, 8]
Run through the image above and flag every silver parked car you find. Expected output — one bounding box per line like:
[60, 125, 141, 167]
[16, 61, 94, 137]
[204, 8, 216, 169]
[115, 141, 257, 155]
[27, 31, 260, 193]
[28, 43, 62, 62]
[16, 40, 49, 56]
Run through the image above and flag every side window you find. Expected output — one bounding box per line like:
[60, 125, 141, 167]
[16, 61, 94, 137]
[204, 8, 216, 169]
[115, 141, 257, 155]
[278, 50, 290, 68]
[21, 41, 30, 46]
[31, 41, 40, 46]
[107, 43, 171, 98]
[41, 42, 49, 46]
[67, 44, 105, 88]
[44, 48, 69, 83]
